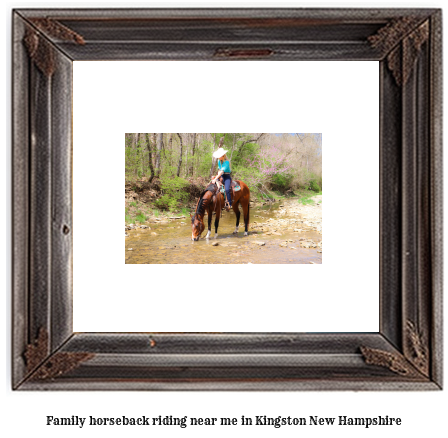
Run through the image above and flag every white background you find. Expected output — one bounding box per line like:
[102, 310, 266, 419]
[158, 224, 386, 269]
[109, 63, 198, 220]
[73, 60, 379, 332]
[3, 1, 446, 438]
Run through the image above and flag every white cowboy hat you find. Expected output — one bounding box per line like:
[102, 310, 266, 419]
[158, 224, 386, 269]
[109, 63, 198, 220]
[213, 147, 228, 159]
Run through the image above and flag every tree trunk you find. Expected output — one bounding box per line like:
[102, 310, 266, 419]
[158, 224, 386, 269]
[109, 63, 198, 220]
[133, 133, 139, 177]
[230, 133, 237, 161]
[190, 133, 197, 176]
[176, 133, 183, 177]
[185, 134, 189, 177]
[125, 133, 133, 148]
[168, 134, 173, 168]
[209, 135, 224, 178]
[145, 133, 155, 182]
[155, 133, 162, 178]
[237, 133, 265, 154]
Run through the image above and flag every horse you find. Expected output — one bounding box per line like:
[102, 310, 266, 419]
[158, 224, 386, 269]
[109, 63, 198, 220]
[191, 180, 250, 241]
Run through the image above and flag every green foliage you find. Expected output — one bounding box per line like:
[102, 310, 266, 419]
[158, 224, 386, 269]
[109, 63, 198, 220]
[297, 190, 319, 205]
[136, 213, 147, 223]
[125, 144, 147, 181]
[271, 172, 294, 191]
[153, 209, 160, 217]
[155, 195, 178, 211]
[309, 178, 321, 192]
[130, 201, 137, 208]
[125, 214, 134, 224]
[154, 175, 189, 211]
[231, 141, 259, 168]
[298, 197, 314, 205]
[231, 164, 262, 192]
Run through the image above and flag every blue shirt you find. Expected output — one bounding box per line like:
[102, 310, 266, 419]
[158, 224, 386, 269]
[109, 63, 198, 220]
[218, 160, 231, 173]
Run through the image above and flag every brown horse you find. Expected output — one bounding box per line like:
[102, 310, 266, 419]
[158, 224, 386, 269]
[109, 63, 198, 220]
[191, 180, 250, 241]
[191, 184, 224, 241]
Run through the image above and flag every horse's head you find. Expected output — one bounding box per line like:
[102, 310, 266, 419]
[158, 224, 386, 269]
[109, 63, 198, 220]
[190, 213, 205, 241]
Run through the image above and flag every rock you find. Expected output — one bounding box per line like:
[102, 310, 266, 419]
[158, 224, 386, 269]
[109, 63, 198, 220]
[271, 232, 282, 236]
[279, 243, 287, 247]
[139, 225, 149, 229]
[301, 241, 317, 248]
[251, 241, 266, 246]
[125, 233, 129, 237]
[128, 248, 133, 251]
[151, 232, 158, 236]
[212, 241, 219, 246]
[293, 229, 302, 232]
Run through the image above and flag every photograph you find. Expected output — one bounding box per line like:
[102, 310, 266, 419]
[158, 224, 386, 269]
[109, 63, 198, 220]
[125, 133, 322, 264]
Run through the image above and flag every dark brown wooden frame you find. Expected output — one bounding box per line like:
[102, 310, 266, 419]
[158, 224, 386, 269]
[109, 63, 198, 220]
[12, 8, 442, 390]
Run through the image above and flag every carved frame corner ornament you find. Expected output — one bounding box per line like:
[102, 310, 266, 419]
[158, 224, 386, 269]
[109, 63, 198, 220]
[367, 17, 430, 86]
[24, 328, 95, 381]
[360, 320, 430, 379]
[12, 8, 442, 390]
[23, 17, 85, 77]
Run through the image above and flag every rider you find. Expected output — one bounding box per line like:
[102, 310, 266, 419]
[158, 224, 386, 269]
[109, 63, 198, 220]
[211, 147, 232, 211]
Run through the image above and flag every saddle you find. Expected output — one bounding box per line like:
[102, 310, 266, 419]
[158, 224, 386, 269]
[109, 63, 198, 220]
[217, 177, 241, 205]
[204, 183, 218, 194]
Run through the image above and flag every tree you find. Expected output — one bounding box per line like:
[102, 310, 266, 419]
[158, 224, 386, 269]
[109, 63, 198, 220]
[209, 135, 224, 178]
[176, 133, 183, 177]
[145, 133, 155, 182]
[189, 133, 197, 176]
[155, 133, 162, 178]
[237, 133, 265, 155]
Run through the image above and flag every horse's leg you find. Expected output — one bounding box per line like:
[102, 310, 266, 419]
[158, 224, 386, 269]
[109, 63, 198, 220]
[232, 199, 241, 234]
[214, 200, 221, 239]
[205, 207, 212, 239]
[242, 196, 250, 236]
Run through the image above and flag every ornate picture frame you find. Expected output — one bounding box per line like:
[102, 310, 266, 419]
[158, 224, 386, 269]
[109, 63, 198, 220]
[12, 8, 442, 390]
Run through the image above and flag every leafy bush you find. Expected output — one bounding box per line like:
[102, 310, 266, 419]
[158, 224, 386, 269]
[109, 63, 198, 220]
[309, 178, 321, 192]
[271, 172, 294, 191]
[154, 175, 189, 211]
[136, 213, 147, 223]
